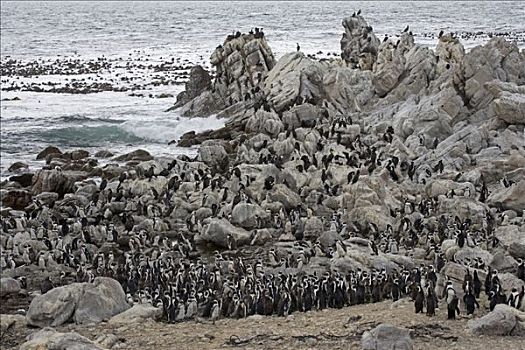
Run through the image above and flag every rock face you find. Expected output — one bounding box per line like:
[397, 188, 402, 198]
[26, 277, 129, 327]
[31, 169, 88, 196]
[361, 323, 413, 350]
[176, 31, 276, 118]
[341, 15, 380, 69]
[19, 328, 103, 350]
[468, 304, 525, 336]
[173, 65, 212, 108]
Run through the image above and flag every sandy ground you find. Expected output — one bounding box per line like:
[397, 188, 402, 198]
[2, 297, 524, 350]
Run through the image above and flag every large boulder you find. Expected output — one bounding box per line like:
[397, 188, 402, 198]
[199, 219, 251, 248]
[31, 169, 88, 196]
[468, 304, 525, 336]
[361, 323, 413, 350]
[0, 189, 32, 210]
[231, 202, 270, 229]
[74, 277, 130, 324]
[198, 143, 229, 171]
[173, 65, 212, 108]
[36, 146, 62, 160]
[20, 328, 102, 350]
[488, 179, 525, 212]
[26, 277, 129, 327]
[269, 184, 302, 210]
[113, 149, 153, 162]
[494, 225, 525, 259]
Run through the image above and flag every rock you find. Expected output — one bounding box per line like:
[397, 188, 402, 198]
[361, 323, 413, 350]
[199, 219, 251, 248]
[94, 150, 114, 158]
[36, 146, 62, 160]
[488, 179, 525, 212]
[0, 277, 21, 297]
[264, 52, 327, 112]
[20, 328, 103, 350]
[0, 189, 32, 210]
[198, 143, 229, 171]
[9, 173, 34, 187]
[114, 149, 153, 162]
[468, 304, 525, 336]
[8, 161, 28, 172]
[495, 225, 525, 259]
[173, 65, 212, 108]
[32, 169, 88, 196]
[231, 202, 270, 229]
[341, 15, 380, 70]
[26, 277, 128, 327]
[269, 184, 302, 210]
[108, 304, 162, 325]
[0, 314, 26, 331]
[74, 277, 130, 324]
[68, 149, 90, 160]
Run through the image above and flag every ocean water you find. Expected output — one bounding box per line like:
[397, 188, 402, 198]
[1, 1, 524, 176]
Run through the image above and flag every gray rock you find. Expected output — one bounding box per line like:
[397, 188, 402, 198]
[341, 15, 380, 70]
[113, 149, 153, 162]
[488, 180, 525, 212]
[468, 304, 525, 336]
[361, 323, 413, 350]
[199, 219, 251, 248]
[108, 304, 162, 325]
[173, 65, 212, 108]
[495, 225, 525, 259]
[231, 202, 270, 229]
[74, 277, 130, 324]
[269, 184, 302, 210]
[32, 169, 88, 196]
[26, 277, 128, 327]
[0, 189, 32, 210]
[199, 143, 228, 171]
[0, 277, 21, 297]
[20, 328, 102, 350]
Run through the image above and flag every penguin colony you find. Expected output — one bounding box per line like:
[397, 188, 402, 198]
[2, 16, 525, 324]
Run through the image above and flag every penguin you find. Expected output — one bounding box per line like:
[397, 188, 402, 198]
[463, 289, 479, 315]
[414, 286, 424, 313]
[41, 276, 54, 294]
[426, 285, 436, 316]
[296, 43, 300, 52]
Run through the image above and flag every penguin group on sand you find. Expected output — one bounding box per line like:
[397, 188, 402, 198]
[2, 14, 524, 325]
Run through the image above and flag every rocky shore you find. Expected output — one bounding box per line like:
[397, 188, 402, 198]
[1, 14, 524, 350]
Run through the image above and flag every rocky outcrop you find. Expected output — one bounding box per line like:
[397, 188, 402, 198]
[341, 15, 380, 70]
[31, 169, 88, 196]
[361, 323, 413, 350]
[176, 32, 276, 118]
[173, 65, 212, 108]
[36, 145, 62, 160]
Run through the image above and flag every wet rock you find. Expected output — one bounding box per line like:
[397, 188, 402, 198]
[173, 65, 212, 108]
[32, 169, 88, 196]
[36, 145, 62, 160]
[9, 173, 34, 187]
[468, 304, 525, 336]
[114, 149, 153, 162]
[8, 161, 28, 172]
[0, 277, 21, 297]
[361, 323, 413, 350]
[20, 328, 103, 350]
[0, 189, 32, 210]
[68, 149, 90, 160]
[94, 150, 114, 158]
[108, 304, 162, 325]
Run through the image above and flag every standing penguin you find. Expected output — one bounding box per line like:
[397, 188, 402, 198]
[414, 286, 425, 313]
[445, 282, 460, 319]
[463, 289, 479, 315]
[426, 285, 436, 316]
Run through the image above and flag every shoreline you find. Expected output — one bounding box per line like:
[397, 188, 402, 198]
[1, 12, 525, 350]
